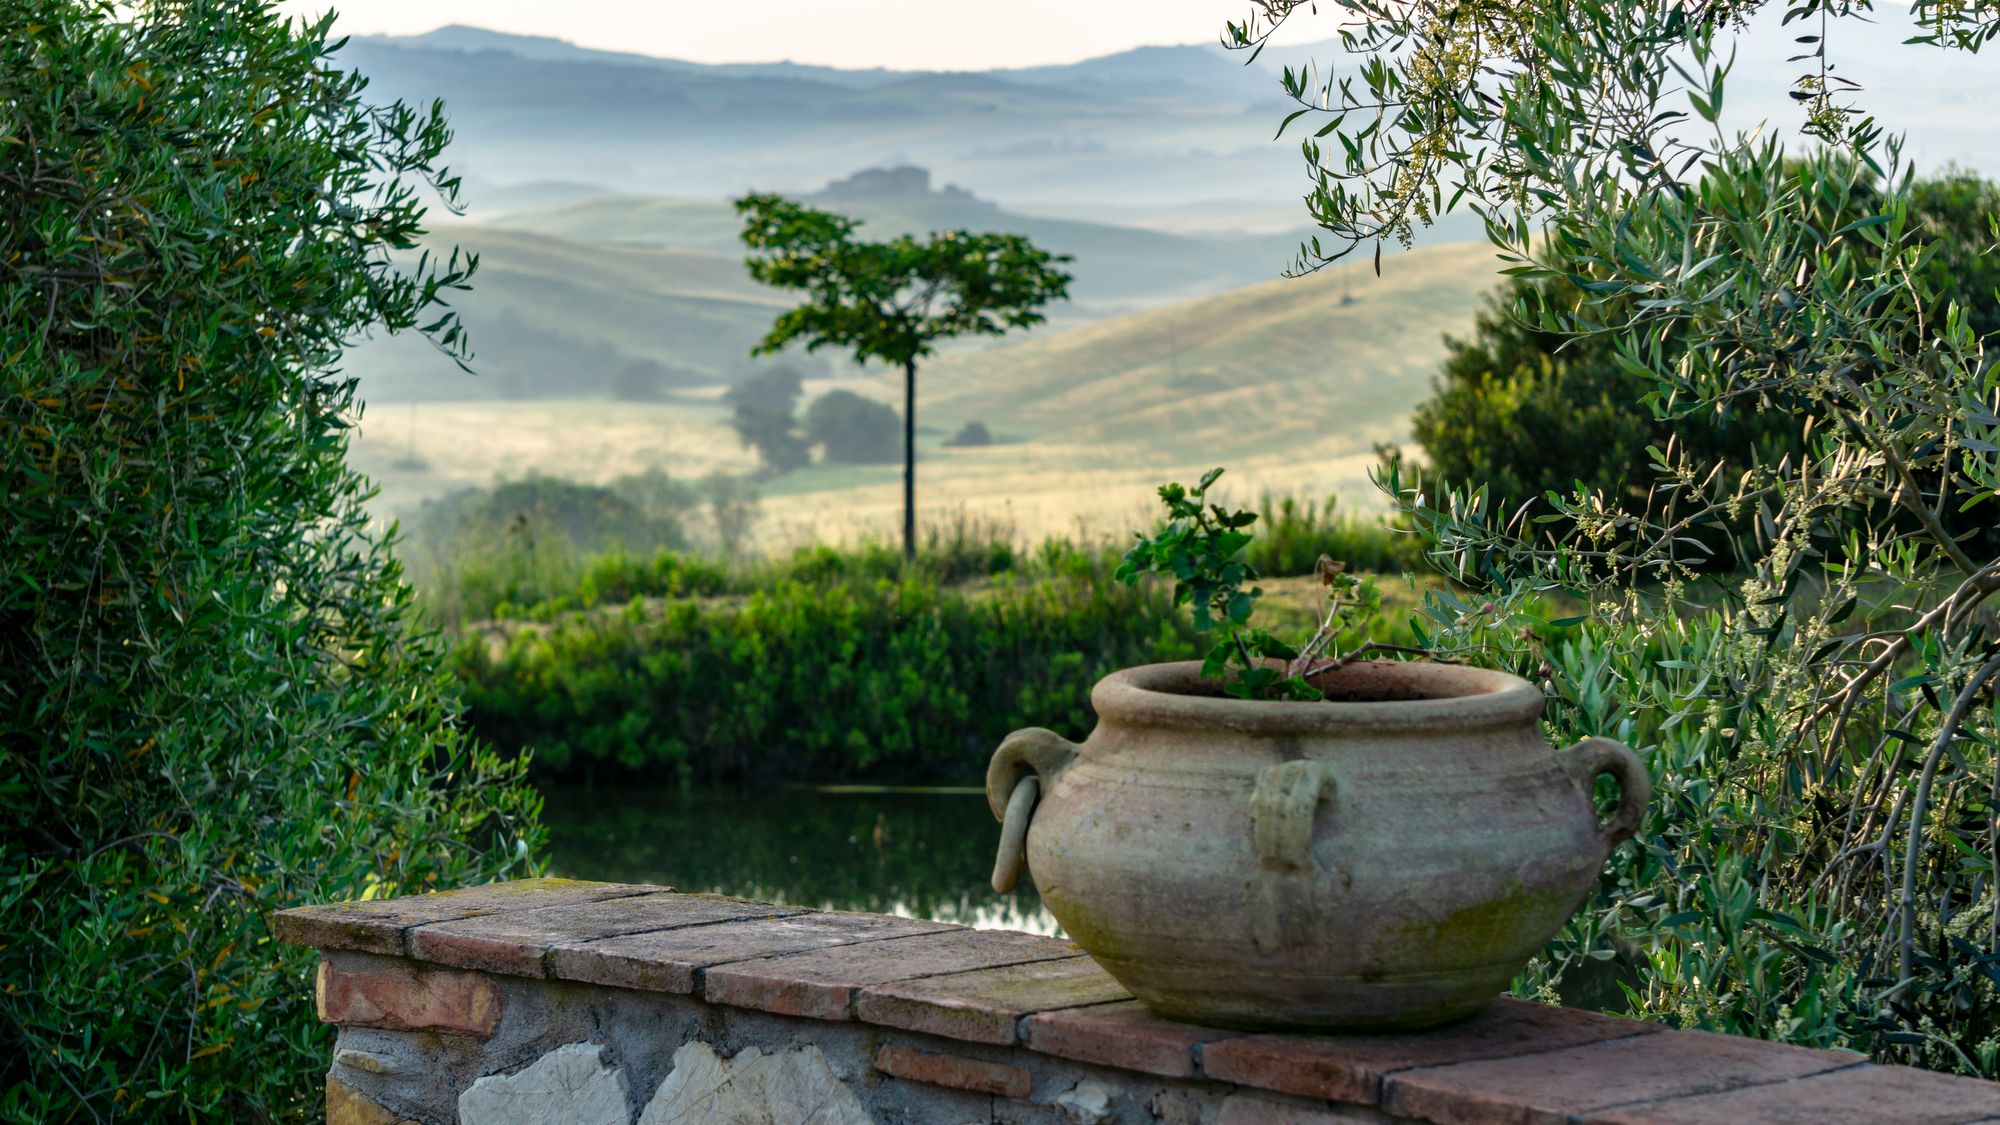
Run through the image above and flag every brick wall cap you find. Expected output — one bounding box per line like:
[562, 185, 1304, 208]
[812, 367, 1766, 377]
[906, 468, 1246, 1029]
[282, 880, 2000, 1121]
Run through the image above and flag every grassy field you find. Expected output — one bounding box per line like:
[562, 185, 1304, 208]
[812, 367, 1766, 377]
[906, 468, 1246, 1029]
[350, 239, 1502, 543]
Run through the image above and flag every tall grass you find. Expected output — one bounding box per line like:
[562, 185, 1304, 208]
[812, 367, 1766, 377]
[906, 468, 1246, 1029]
[1245, 493, 1425, 577]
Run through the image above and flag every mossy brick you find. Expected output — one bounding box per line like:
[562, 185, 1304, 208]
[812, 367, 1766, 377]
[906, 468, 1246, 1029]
[1200, 997, 1660, 1104]
[874, 1043, 1033, 1099]
[548, 909, 958, 994]
[1582, 1063, 2000, 1125]
[272, 878, 652, 956]
[409, 892, 812, 977]
[855, 955, 1130, 1045]
[1383, 1028, 1858, 1125]
[1023, 1000, 1243, 1078]
[700, 927, 1078, 1021]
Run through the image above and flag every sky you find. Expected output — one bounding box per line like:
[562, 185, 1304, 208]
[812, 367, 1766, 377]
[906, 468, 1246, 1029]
[273, 0, 1319, 71]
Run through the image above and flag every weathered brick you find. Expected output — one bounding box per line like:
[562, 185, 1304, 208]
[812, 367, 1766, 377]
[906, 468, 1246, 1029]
[1384, 1028, 1856, 1125]
[701, 927, 1078, 1021]
[272, 878, 649, 956]
[856, 955, 1128, 1045]
[1024, 1000, 1242, 1078]
[1582, 1063, 2000, 1124]
[1201, 998, 1660, 1104]
[409, 892, 811, 977]
[874, 1043, 1033, 1099]
[548, 910, 957, 993]
[326, 1073, 418, 1125]
[1215, 1093, 1374, 1124]
[316, 959, 502, 1037]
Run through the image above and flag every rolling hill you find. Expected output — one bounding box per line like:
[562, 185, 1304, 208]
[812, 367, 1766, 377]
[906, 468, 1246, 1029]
[338, 13, 1997, 240]
[882, 240, 1501, 462]
[346, 227, 803, 401]
[351, 185, 1343, 402]
[348, 240, 1506, 538]
[489, 192, 1315, 314]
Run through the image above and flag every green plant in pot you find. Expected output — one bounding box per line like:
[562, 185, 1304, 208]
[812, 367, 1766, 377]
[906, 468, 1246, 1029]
[987, 470, 1651, 1031]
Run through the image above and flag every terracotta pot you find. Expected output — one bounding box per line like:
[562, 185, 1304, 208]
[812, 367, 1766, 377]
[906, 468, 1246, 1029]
[986, 659, 1648, 1032]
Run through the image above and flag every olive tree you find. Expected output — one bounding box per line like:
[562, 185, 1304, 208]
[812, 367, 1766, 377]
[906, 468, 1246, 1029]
[1227, 0, 2000, 1074]
[736, 194, 1071, 558]
[1, 3, 541, 1117]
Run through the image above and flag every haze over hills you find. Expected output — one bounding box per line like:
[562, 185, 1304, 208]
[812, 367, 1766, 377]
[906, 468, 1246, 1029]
[488, 175, 1315, 311]
[338, 25, 1321, 229]
[349, 242, 1503, 537]
[907, 242, 1498, 464]
[350, 167, 1330, 402]
[343, 11, 1997, 237]
[334, 10, 2000, 537]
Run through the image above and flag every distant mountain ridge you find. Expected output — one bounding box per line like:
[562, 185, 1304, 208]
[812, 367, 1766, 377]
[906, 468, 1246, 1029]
[342, 11, 1996, 236]
[335, 25, 1310, 221]
[358, 23, 1291, 94]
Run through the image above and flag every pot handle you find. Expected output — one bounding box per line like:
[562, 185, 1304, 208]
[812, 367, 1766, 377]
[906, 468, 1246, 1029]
[1251, 759, 1337, 871]
[986, 728, 1079, 894]
[1560, 736, 1651, 848]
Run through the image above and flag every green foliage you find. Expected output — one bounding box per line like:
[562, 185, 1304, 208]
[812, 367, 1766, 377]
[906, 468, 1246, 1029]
[736, 194, 1075, 370]
[1412, 275, 1787, 509]
[736, 192, 1072, 555]
[1117, 470, 1370, 701]
[452, 541, 1195, 783]
[1412, 168, 2000, 512]
[398, 470, 759, 628]
[805, 388, 901, 465]
[1245, 492, 1425, 577]
[0, 3, 542, 1119]
[1242, 0, 2000, 1075]
[408, 473, 691, 558]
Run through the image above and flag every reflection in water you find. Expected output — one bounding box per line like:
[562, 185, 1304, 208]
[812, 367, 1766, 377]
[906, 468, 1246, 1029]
[539, 785, 1061, 936]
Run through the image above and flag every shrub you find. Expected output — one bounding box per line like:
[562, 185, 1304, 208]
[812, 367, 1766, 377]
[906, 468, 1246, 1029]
[724, 366, 810, 474]
[805, 388, 901, 464]
[1410, 168, 2000, 513]
[1245, 493, 1424, 577]
[452, 560, 1197, 784]
[945, 420, 994, 447]
[407, 473, 691, 559]
[0, 5, 542, 1119]
[1243, 0, 2000, 1074]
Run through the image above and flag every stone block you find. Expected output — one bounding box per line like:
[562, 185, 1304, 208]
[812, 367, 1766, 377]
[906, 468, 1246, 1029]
[1383, 1027, 1856, 1124]
[856, 955, 1128, 1045]
[274, 878, 649, 956]
[327, 1073, 419, 1125]
[549, 909, 955, 994]
[457, 1041, 630, 1125]
[637, 1040, 870, 1125]
[1023, 999, 1241, 1078]
[874, 1042, 1033, 1099]
[410, 892, 812, 977]
[701, 927, 1078, 1021]
[1201, 997, 1660, 1103]
[1582, 1062, 2000, 1124]
[317, 959, 502, 1038]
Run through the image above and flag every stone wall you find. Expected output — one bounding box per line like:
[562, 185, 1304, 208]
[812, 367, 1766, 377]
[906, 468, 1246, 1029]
[274, 878, 2000, 1124]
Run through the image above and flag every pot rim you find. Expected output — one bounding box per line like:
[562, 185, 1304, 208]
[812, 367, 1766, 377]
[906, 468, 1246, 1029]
[1092, 659, 1544, 733]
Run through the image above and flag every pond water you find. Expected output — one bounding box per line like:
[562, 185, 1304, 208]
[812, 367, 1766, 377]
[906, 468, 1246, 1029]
[540, 784, 1060, 936]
